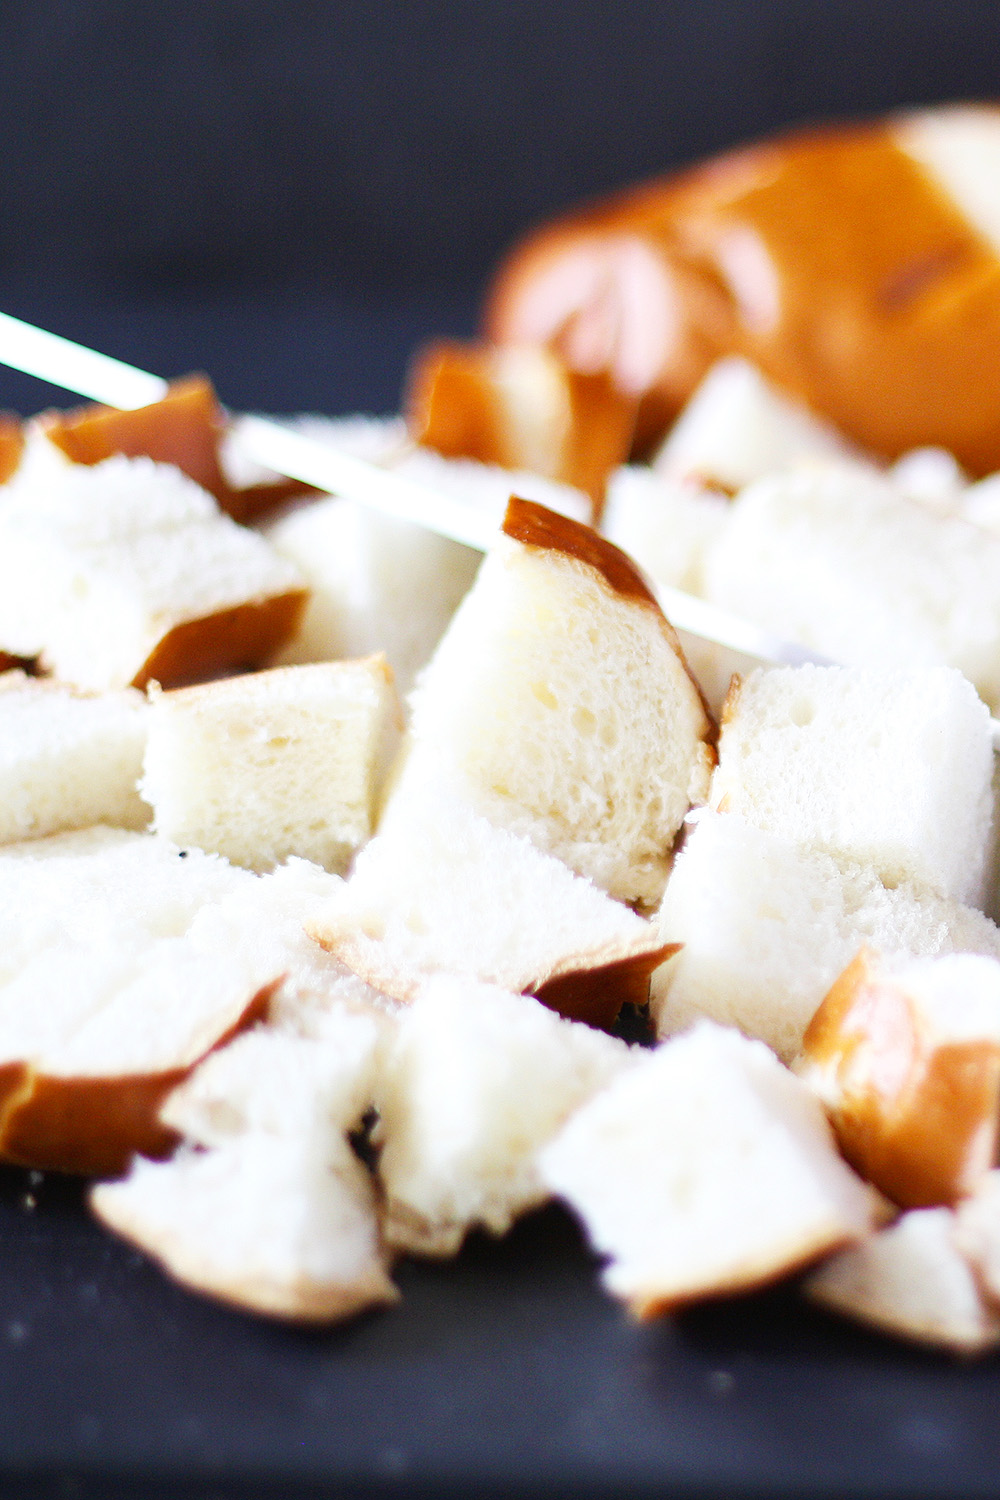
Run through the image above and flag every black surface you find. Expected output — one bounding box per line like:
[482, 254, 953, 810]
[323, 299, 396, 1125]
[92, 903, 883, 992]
[0, 284, 997, 1500]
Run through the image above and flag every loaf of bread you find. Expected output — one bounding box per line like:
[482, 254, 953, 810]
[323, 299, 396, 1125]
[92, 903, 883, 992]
[140, 656, 399, 873]
[487, 104, 1000, 473]
[710, 664, 994, 904]
[539, 1020, 878, 1317]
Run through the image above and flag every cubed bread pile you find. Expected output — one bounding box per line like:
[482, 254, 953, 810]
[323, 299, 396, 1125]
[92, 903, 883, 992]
[11, 105, 1000, 1355]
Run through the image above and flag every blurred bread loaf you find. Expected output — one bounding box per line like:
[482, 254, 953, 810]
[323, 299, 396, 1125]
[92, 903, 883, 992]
[487, 103, 1000, 472]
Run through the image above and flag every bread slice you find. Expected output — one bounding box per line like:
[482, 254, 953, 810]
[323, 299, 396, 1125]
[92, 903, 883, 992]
[395, 497, 715, 909]
[703, 465, 1000, 712]
[374, 975, 634, 1256]
[805, 1208, 1000, 1354]
[711, 664, 994, 905]
[539, 1020, 877, 1317]
[651, 812, 1000, 1062]
[599, 465, 731, 597]
[92, 1132, 398, 1322]
[262, 494, 481, 699]
[0, 670, 150, 843]
[306, 783, 672, 1028]
[0, 453, 307, 690]
[652, 357, 865, 492]
[140, 656, 399, 873]
[405, 339, 637, 516]
[797, 949, 1000, 1207]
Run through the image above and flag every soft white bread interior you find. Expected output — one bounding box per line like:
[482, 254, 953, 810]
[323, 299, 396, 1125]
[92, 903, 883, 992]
[92, 1000, 397, 1322]
[92, 1132, 398, 1323]
[0, 670, 150, 844]
[0, 826, 254, 983]
[805, 1207, 1000, 1354]
[652, 357, 866, 491]
[161, 1010, 385, 1148]
[703, 466, 1000, 711]
[0, 454, 306, 690]
[374, 975, 634, 1257]
[305, 782, 671, 1029]
[953, 1170, 1000, 1305]
[599, 465, 731, 596]
[395, 497, 715, 908]
[711, 664, 994, 905]
[797, 949, 1000, 1208]
[140, 656, 399, 873]
[190, 856, 403, 1042]
[651, 812, 1000, 1063]
[539, 1020, 878, 1318]
[262, 495, 481, 698]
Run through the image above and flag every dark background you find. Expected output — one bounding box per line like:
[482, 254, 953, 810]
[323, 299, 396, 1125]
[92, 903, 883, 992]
[1, 0, 998, 416]
[3, 7, 1000, 1497]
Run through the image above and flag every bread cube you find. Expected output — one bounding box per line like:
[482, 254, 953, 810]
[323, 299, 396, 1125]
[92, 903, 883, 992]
[539, 1021, 877, 1317]
[306, 783, 671, 1029]
[652, 812, 1000, 1062]
[141, 657, 399, 873]
[0, 454, 306, 690]
[711, 664, 994, 904]
[375, 976, 633, 1256]
[806, 1208, 1000, 1354]
[704, 466, 1000, 711]
[263, 495, 481, 698]
[0, 670, 150, 843]
[92, 1132, 398, 1323]
[395, 497, 715, 908]
[653, 356, 863, 491]
[798, 949, 1000, 1207]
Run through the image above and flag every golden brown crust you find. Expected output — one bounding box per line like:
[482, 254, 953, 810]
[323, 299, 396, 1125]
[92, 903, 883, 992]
[486, 109, 1000, 474]
[405, 339, 636, 514]
[40, 375, 312, 522]
[0, 982, 275, 1177]
[501, 495, 716, 738]
[801, 949, 1000, 1209]
[629, 1222, 859, 1321]
[130, 587, 308, 691]
[0, 415, 24, 487]
[534, 941, 679, 1029]
[502, 495, 661, 609]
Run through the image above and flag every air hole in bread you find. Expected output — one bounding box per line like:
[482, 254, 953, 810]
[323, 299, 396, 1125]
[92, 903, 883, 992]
[789, 698, 816, 728]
